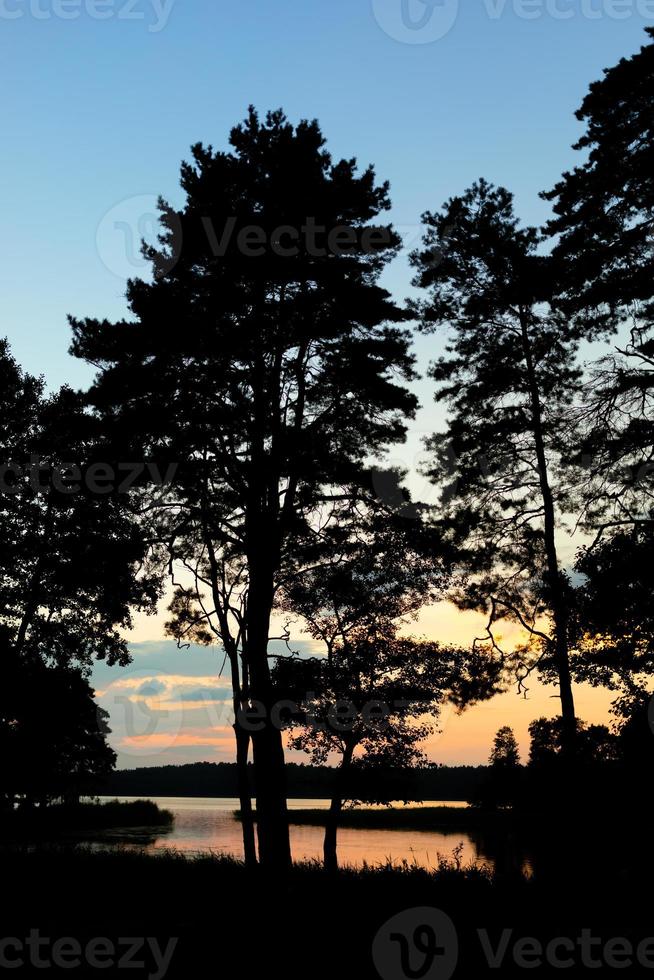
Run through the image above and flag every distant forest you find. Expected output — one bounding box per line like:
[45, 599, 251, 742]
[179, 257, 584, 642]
[100, 762, 489, 802]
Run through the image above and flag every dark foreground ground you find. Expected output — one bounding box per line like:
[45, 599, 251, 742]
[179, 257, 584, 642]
[2, 841, 654, 978]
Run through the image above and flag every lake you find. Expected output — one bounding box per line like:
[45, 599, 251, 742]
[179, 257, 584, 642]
[92, 796, 506, 871]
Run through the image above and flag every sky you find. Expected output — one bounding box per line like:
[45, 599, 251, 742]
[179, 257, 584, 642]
[1, 2, 649, 767]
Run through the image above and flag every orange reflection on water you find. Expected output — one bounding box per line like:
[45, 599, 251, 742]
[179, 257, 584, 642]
[97, 797, 495, 872]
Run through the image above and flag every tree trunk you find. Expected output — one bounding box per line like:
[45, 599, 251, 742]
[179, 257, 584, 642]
[234, 713, 257, 867]
[323, 744, 354, 873]
[251, 724, 291, 869]
[247, 567, 292, 871]
[202, 527, 258, 866]
[519, 312, 577, 754]
[323, 798, 343, 874]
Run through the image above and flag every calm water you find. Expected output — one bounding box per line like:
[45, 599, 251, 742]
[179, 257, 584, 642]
[92, 796, 496, 871]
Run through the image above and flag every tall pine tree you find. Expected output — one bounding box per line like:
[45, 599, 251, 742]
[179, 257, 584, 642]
[71, 109, 417, 867]
[410, 180, 580, 753]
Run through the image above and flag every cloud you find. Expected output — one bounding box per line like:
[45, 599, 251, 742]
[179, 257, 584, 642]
[121, 729, 233, 749]
[92, 638, 324, 768]
[137, 679, 167, 696]
[177, 687, 232, 703]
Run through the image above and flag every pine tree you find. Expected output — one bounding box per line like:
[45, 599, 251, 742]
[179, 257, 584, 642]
[544, 29, 654, 535]
[410, 180, 580, 753]
[71, 108, 417, 868]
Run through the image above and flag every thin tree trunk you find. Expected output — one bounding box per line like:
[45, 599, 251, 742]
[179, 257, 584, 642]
[229, 652, 257, 867]
[247, 565, 292, 871]
[203, 527, 257, 866]
[234, 722, 257, 867]
[519, 312, 577, 754]
[243, 337, 295, 871]
[323, 744, 354, 873]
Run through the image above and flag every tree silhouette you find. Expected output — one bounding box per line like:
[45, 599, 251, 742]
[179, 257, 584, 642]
[0, 340, 160, 813]
[274, 630, 464, 871]
[410, 181, 581, 754]
[474, 726, 522, 810]
[271, 504, 496, 870]
[544, 30, 654, 538]
[562, 326, 654, 537]
[542, 34, 654, 752]
[164, 545, 258, 865]
[70, 108, 418, 868]
[545, 28, 654, 338]
[528, 717, 617, 769]
[0, 629, 115, 809]
[572, 526, 654, 717]
[489, 727, 520, 768]
[0, 339, 159, 667]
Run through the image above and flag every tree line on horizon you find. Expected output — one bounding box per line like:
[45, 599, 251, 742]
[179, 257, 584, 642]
[0, 29, 652, 871]
[100, 759, 491, 802]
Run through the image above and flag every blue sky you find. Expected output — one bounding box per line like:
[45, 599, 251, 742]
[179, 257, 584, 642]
[1, 3, 651, 388]
[1, 2, 648, 765]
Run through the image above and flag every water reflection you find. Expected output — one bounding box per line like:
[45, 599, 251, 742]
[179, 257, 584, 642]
[91, 797, 502, 871]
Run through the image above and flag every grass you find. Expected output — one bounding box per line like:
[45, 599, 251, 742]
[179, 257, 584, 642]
[0, 843, 651, 978]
